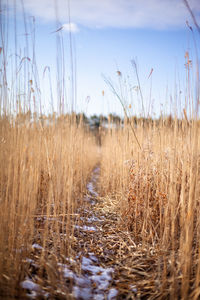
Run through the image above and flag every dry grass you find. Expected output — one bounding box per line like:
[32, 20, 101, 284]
[100, 119, 200, 299]
[0, 3, 101, 297]
[1, 1, 200, 298]
[0, 114, 99, 298]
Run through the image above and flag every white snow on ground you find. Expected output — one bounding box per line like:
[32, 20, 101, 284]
[130, 285, 138, 293]
[82, 225, 96, 231]
[62, 266, 74, 279]
[80, 215, 104, 223]
[32, 243, 43, 250]
[73, 286, 92, 299]
[82, 256, 113, 289]
[74, 225, 97, 231]
[86, 182, 98, 197]
[59, 254, 117, 299]
[20, 278, 48, 299]
[108, 288, 119, 299]
[21, 279, 40, 291]
[87, 216, 103, 222]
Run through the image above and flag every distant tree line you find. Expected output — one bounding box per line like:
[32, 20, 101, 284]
[8, 111, 197, 129]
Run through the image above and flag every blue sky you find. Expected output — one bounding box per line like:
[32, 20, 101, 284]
[1, 0, 200, 117]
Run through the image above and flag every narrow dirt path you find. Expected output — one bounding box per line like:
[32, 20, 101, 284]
[21, 167, 158, 299]
[64, 166, 119, 299]
[65, 167, 158, 299]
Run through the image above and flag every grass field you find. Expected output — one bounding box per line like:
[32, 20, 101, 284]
[1, 111, 200, 299]
[0, 114, 100, 298]
[1, 1, 200, 299]
[100, 118, 200, 299]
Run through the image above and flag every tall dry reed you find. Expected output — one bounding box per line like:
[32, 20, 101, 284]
[100, 118, 200, 299]
[0, 114, 99, 297]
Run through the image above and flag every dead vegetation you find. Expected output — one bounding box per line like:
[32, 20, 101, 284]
[100, 120, 200, 299]
[0, 115, 99, 298]
[1, 1, 200, 298]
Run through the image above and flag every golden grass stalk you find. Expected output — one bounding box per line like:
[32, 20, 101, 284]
[100, 118, 200, 299]
[0, 114, 99, 297]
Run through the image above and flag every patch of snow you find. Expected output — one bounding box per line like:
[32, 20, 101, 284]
[65, 257, 76, 264]
[74, 225, 96, 232]
[87, 182, 98, 197]
[82, 225, 96, 231]
[108, 288, 118, 299]
[80, 216, 101, 223]
[81, 256, 113, 290]
[32, 243, 43, 250]
[91, 269, 112, 290]
[87, 216, 102, 223]
[63, 267, 74, 279]
[58, 263, 74, 279]
[26, 291, 37, 298]
[25, 258, 34, 263]
[94, 294, 104, 300]
[75, 276, 91, 287]
[82, 257, 93, 268]
[93, 167, 100, 174]
[88, 253, 98, 263]
[25, 258, 38, 268]
[130, 285, 137, 293]
[73, 286, 92, 300]
[58, 249, 115, 298]
[21, 278, 49, 299]
[21, 279, 40, 292]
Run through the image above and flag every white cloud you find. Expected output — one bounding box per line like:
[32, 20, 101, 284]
[62, 23, 79, 33]
[5, 0, 200, 30]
